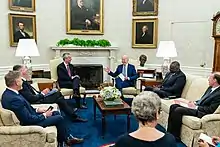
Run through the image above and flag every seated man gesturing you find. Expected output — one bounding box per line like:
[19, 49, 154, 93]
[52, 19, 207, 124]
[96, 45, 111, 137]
[144, 61, 186, 98]
[104, 55, 138, 97]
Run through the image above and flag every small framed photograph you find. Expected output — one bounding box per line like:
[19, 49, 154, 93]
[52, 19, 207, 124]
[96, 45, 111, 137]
[9, 0, 35, 12]
[66, 0, 104, 35]
[132, 18, 158, 49]
[9, 13, 37, 47]
[133, 0, 158, 16]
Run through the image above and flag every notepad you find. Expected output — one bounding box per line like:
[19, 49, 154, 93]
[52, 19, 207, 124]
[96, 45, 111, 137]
[199, 133, 215, 146]
[118, 73, 125, 81]
[44, 89, 58, 97]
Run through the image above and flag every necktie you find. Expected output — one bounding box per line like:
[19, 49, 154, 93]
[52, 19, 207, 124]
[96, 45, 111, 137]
[196, 88, 212, 105]
[122, 65, 126, 77]
[67, 65, 71, 77]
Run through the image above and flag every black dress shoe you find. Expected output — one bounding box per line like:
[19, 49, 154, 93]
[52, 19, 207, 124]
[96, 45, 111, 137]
[74, 117, 88, 122]
[73, 108, 78, 113]
[79, 105, 87, 109]
[65, 137, 83, 145]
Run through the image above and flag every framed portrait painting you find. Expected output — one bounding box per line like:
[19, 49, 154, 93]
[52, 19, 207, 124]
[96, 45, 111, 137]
[9, 0, 35, 12]
[9, 13, 37, 47]
[133, 0, 158, 16]
[66, 0, 104, 35]
[132, 18, 158, 49]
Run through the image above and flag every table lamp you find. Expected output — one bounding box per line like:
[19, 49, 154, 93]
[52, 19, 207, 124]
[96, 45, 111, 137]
[156, 41, 177, 76]
[15, 39, 40, 79]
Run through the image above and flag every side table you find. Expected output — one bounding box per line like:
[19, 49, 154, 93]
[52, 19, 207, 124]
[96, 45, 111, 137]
[139, 78, 162, 92]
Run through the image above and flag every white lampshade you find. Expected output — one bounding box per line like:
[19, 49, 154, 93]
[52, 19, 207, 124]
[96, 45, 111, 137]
[156, 41, 177, 58]
[15, 39, 40, 57]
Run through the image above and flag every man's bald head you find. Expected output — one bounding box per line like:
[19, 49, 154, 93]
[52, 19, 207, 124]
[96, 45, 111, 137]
[121, 55, 129, 65]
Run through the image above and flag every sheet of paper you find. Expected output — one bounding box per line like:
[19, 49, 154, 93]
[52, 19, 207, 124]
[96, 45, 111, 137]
[118, 73, 125, 81]
[199, 133, 215, 146]
[179, 102, 189, 108]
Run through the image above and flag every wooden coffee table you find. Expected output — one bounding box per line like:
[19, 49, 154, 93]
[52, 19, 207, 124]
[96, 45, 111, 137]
[93, 95, 131, 138]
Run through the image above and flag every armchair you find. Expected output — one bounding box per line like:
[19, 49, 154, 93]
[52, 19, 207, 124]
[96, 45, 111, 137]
[49, 58, 86, 99]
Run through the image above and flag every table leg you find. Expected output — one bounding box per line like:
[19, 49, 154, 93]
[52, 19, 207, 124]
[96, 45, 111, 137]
[140, 81, 143, 92]
[93, 99, 96, 120]
[102, 114, 106, 138]
[127, 114, 130, 132]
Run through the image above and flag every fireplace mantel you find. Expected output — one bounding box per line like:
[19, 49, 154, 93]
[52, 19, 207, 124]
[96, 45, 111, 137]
[51, 46, 118, 81]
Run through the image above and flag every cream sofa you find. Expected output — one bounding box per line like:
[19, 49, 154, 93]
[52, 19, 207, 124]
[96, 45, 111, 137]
[158, 75, 220, 147]
[0, 79, 58, 147]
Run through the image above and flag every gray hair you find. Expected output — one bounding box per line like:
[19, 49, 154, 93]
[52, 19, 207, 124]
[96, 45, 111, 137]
[4, 71, 21, 87]
[132, 91, 161, 123]
[62, 53, 70, 61]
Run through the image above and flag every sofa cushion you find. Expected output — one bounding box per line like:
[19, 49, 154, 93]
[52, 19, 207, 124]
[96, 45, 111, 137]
[181, 75, 200, 98]
[61, 87, 86, 98]
[0, 108, 20, 126]
[161, 99, 175, 113]
[185, 78, 209, 101]
[182, 116, 201, 130]
[122, 87, 137, 95]
[32, 104, 59, 111]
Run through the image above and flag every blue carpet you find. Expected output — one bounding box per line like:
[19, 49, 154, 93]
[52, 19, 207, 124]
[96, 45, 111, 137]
[64, 98, 186, 147]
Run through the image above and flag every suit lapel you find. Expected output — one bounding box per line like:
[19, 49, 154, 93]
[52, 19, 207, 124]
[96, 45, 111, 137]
[200, 87, 220, 105]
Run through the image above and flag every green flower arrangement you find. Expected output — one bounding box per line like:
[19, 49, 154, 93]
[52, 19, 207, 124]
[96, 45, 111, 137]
[100, 86, 121, 101]
[56, 38, 111, 47]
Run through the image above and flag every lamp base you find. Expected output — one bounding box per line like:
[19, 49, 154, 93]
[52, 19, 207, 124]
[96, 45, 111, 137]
[161, 58, 171, 77]
[22, 56, 32, 81]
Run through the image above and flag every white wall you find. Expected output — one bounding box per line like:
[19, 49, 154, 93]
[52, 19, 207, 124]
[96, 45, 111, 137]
[0, 0, 219, 70]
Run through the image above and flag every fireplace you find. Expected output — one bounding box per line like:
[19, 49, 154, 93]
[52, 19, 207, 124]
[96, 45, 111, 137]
[73, 64, 103, 90]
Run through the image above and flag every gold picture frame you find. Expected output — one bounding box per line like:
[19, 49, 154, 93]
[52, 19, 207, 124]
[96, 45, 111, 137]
[9, 13, 37, 47]
[132, 18, 158, 49]
[9, 0, 35, 12]
[133, 0, 158, 16]
[66, 0, 104, 35]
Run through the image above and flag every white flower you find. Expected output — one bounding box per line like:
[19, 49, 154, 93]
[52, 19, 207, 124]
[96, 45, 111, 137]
[100, 86, 121, 101]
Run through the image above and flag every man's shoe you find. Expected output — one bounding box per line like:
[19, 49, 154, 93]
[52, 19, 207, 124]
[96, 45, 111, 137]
[66, 137, 83, 145]
[79, 105, 87, 109]
[74, 117, 88, 122]
[73, 108, 78, 113]
[72, 93, 80, 98]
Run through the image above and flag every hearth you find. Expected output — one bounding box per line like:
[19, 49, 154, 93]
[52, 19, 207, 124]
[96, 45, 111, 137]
[73, 64, 103, 90]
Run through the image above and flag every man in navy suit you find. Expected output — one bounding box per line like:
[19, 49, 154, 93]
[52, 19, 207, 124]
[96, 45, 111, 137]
[104, 55, 138, 96]
[167, 72, 220, 142]
[57, 53, 87, 109]
[1, 71, 83, 146]
[145, 61, 186, 98]
[13, 65, 87, 122]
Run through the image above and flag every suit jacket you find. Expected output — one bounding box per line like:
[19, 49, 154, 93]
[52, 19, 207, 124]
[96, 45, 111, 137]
[160, 70, 186, 98]
[1, 89, 45, 125]
[109, 64, 138, 86]
[57, 62, 76, 88]
[197, 86, 220, 117]
[136, 33, 153, 44]
[19, 80, 44, 103]
[13, 30, 30, 42]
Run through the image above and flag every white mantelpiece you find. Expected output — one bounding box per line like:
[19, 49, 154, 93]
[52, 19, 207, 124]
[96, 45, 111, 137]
[51, 46, 118, 81]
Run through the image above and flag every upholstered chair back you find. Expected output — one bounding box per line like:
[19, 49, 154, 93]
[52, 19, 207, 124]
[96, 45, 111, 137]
[49, 58, 63, 81]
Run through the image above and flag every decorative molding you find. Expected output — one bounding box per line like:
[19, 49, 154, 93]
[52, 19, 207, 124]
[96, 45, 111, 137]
[0, 64, 49, 78]
[0, 63, 212, 78]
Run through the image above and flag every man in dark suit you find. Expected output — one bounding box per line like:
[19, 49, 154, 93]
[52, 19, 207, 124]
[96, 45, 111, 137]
[13, 0, 32, 7]
[57, 53, 87, 109]
[1, 71, 83, 146]
[13, 65, 87, 122]
[167, 72, 220, 142]
[136, 25, 153, 44]
[104, 55, 138, 96]
[137, 0, 154, 12]
[71, 0, 94, 30]
[145, 61, 186, 98]
[13, 22, 31, 43]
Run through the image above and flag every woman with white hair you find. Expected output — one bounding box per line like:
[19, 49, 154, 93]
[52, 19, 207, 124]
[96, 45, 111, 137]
[114, 91, 176, 147]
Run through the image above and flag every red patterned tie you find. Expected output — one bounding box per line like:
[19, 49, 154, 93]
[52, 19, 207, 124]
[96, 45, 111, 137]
[67, 65, 71, 77]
